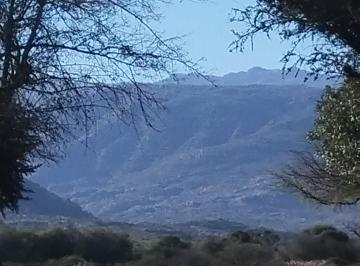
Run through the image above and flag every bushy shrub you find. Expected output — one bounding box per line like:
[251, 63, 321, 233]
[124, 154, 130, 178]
[74, 229, 133, 263]
[46, 256, 87, 266]
[0, 227, 133, 264]
[36, 229, 76, 260]
[167, 250, 219, 266]
[248, 229, 281, 246]
[0, 228, 42, 262]
[230, 230, 251, 243]
[150, 236, 191, 258]
[218, 242, 284, 266]
[305, 225, 348, 241]
[202, 238, 226, 254]
[282, 225, 358, 263]
[228, 229, 281, 246]
[129, 249, 218, 266]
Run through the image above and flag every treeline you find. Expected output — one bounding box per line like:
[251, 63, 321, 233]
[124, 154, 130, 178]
[1, 225, 360, 265]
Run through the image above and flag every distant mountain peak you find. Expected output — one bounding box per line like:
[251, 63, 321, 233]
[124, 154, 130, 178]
[162, 67, 336, 87]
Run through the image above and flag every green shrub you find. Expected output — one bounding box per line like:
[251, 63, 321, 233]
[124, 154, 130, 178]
[0, 228, 78, 263]
[228, 229, 281, 246]
[218, 242, 284, 266]
[248, 229, 281, 246]
[0, 228, 24, 261]
[150, 236, 191, 258]
[167, 250, 219, 266]
[46, 256, 87, 266]
[129, 250, 218, 266]
[74, 229, 133, 263]
[202, 238, 226, 254]
[0, 228, 43, 262]
[230, 230, 251, 243]
[36, 228, 76, 260]
[283, 225, 358, 263]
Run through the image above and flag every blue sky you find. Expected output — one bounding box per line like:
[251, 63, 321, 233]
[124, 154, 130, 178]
[158, 0, 293, 75]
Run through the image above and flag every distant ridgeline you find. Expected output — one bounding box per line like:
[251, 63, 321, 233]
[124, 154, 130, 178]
[161, 67, 339, 87]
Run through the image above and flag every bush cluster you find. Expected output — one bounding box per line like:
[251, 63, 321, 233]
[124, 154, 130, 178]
[280, 225, 360, 264]
[129, 231, 284, 266]
[0, 226, 133, 264]
[1, 225, 360, 266]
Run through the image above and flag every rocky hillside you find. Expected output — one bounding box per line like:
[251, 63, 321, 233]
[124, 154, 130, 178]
[32, 68, 355, 230]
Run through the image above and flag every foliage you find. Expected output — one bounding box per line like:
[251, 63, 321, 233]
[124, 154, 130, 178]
[130, 250, 218, 266]
[281, 225, 358, 263]
[308, 79, 360, 188]
[0, 228, 43, 262]
[276, 79, 360, 205]
[36, 229, 76, 260]
[1, 225, 360, 265]
[232, 0, 360, 207]
[74, 229, 133, 263]
[217, 242, 284, 266]
[202, 238, 226, 255]
[229, 230, 251, 243]
[149, 236, 191, 258]
[0, 101, 45, 213]
[0, 227, 133, 264]
[230, 0, 360, 78]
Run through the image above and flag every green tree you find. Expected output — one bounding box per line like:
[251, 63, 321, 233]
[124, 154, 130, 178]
[0, 0, 200, 213]
[308, 79, 360, 192]
[232, 0, 360, 205]
[276, 79, 360, 204]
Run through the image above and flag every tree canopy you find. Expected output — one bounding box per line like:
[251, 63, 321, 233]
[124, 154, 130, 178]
[0, 0, 199, 213]
[277, 79, 360, 205]
[231, 0, 360, 78]
[232, 0, 360, 205]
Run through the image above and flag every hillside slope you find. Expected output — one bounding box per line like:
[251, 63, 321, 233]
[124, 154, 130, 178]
[33, 70, 355, 230]
[7, 180, 94, 221]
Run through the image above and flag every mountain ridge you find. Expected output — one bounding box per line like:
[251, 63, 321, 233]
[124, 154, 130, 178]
[161, 67, 337, 88]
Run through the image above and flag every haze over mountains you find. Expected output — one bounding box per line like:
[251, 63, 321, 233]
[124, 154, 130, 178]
[32, 67, 353, 230]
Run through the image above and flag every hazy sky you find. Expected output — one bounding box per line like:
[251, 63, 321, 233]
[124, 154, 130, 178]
[159, 0, 293, 75]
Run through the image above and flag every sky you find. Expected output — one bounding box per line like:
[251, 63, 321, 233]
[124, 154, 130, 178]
[158, 0, 293, 76]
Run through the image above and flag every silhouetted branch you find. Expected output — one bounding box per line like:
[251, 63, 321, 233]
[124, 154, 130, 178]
[274, 152, 360, 206]
[230, 0, 360, 79]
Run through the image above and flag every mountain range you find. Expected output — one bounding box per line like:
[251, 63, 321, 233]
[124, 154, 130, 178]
[162, 67, 338, 87]
[32, 67, 355, 231]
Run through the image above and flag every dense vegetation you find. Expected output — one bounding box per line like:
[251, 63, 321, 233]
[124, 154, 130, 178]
[0, 225, 360, 265]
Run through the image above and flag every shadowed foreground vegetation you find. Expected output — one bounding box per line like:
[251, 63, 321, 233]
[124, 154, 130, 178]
[1, 225, 360, 265]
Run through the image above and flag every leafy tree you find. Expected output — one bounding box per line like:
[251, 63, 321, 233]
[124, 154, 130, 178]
[308, 79, 360, 200]
[230, 0, 360, 78]
[276, 79, 360, 205]
[232, 0, 360, 205]
[0, 0, 199, 213]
